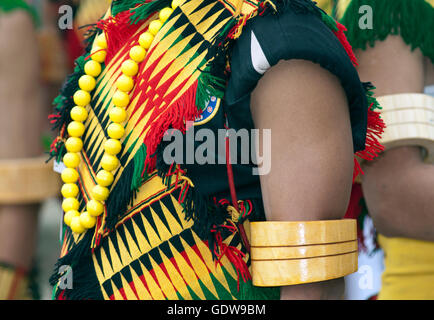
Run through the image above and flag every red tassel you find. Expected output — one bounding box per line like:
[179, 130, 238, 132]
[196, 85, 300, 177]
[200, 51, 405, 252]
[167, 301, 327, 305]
[212, 226, 251, 291]
[344, 183, 367, 252]
[97, 10, 141, 63]
[143, 80, 201, 173]
[356, 103, 386, 162]
[333, 22, 358, 67]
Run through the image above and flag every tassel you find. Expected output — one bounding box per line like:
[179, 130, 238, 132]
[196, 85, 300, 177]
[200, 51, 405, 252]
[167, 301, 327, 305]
[212, 224, 251, 292]
[97, 10, 141, 63]
[143, 80, 201, 173]
[129, 0, 172, 24]
[332, 21, 358, 67]
[355, 83, 386, 162]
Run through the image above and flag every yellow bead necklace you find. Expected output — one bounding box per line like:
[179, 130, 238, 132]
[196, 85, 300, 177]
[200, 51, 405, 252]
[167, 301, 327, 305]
[60, 2, 178, 234]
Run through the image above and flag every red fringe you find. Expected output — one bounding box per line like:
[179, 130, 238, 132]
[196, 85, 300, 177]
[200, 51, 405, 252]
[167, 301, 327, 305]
[97, 10, 141, 64]
[344, 183, 366, 252]
[212, 224, 251, 291]
[143, 80, 201, 173]
[333, 22, 358, 67]
[356, 104, 386, 162]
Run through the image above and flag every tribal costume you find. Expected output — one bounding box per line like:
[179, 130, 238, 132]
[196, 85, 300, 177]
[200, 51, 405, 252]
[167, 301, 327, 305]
[330, 0, 434, 300]
[49, 0, 384, 300]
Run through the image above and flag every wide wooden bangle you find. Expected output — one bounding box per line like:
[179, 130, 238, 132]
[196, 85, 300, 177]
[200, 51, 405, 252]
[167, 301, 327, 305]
[0, 156, 61, 204]
[252, 251, 358, 287]
[377, 93, 434, 164]
[250, 219, 357, 247]
[251, 240, 357, 260]
[250, 220, 358, 286]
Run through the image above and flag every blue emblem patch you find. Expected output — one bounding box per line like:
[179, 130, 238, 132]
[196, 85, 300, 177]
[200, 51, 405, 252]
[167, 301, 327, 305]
[194, 96, 220, 126]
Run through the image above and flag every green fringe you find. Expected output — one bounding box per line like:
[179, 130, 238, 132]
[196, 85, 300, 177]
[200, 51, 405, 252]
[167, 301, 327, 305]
[320, 10, 338, 31]
[364, 82, 381, 111]
[0, 0, 40, 27]
[130, 0, 172, 24]
[340, 0, 434, 63]
[132, 144, 148, 191]
[111, 0, 143, 16]
[196, 67, 226, 111]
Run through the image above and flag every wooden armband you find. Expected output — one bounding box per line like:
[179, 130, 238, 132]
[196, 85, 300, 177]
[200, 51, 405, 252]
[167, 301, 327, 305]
[377, 93, 434, 163]
[250, 220, 358, 287]
[0, 156, 61, 204]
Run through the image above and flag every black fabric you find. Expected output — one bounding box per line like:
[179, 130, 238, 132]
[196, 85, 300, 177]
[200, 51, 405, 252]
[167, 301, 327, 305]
[226, 7, 368, 153]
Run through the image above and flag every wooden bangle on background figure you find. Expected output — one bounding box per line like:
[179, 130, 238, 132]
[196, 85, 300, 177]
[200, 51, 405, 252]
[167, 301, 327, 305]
[0, 156, 61, 204]
[377, 93, 434, 163]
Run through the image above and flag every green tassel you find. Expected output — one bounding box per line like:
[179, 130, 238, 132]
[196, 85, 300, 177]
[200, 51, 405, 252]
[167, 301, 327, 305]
[340, 0, 434, 63]
[111, 0, 143, 16]
[130, 0, 172, 24]
[196, 67, 226, 111]
[364, 82, 381, 111]
[132, 144, 148, 192]
[320, 10, 338, 31]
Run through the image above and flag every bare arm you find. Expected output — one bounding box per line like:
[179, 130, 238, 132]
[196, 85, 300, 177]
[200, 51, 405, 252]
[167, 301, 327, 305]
[356, 36, 434, 241]
[250, 59, 354, 299]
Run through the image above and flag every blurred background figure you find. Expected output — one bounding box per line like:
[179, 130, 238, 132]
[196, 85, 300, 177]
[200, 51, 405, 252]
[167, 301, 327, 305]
[317, 0, 434, 300]
[0, 0, 109, 300]
[0, 0, 61, 300]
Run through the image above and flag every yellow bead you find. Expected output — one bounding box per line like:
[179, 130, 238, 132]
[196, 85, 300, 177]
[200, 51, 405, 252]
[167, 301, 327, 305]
[116, 74, 134, 92]
[79, 211, 97, 229]
[87, 199, 104, 217]
[70, 216, 85, 234]
[121, 59, 139, 77]
[64, 210, 80, 226]
[159, 7, 173, 23]
[61, 168, 79, 183]
[149, 20, 163, 36]
[101, 153, 120, 171]
[129, 45, 146, 63]
[92, 185, 110, 201]
[84, 60, 102, 77]
[96, 33, 108, 49]
[172, 0, 181, 9]
[73, 90, 91, 106]
[62, 197, 80, 212]
[65, 137, 83, 153]
[112, 91, 130, 108]
[104, 139, 122, 155]
[67, 121, 85, 137]
[96, 170, 114, 187]
[61, 183, 79, 198]
[107, 123, 125, 140]
[78, 75, 96, 92]
[138, 32, 154, 49]
[70, 106, 88, 122]
[109, 107, 127, 123]
[63, 152, 80, 168]
[91, 46, 107, 63]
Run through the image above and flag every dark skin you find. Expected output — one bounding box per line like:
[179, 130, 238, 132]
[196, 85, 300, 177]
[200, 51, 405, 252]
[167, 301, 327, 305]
[356, 36, 434, 242]
[250, 59, 354, 299]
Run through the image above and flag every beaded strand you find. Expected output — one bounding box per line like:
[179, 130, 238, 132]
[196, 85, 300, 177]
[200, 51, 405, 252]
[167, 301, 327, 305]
[60, 2, 178, 234]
